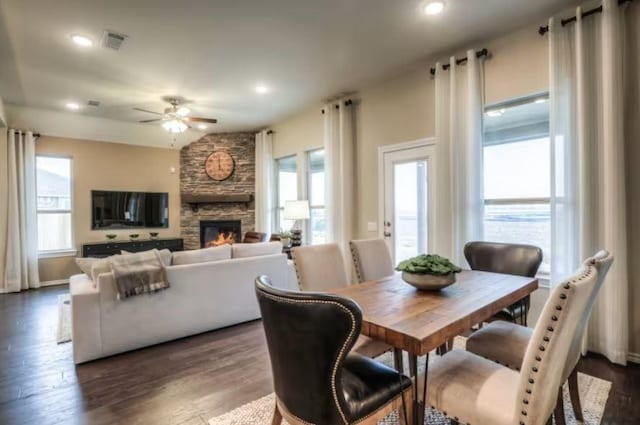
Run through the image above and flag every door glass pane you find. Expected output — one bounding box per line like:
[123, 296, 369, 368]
[38, 213, 72, 251]
[310, 208, 326, 245]
[394, 160, 428, 263]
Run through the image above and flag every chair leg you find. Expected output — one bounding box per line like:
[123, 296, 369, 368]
[271, 401, 283, 425]
[568, 368, 584, 421]
[554, 386, 566, 425]
[400, 388, 413, 425]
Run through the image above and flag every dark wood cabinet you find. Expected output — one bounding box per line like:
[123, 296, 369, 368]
[82, 238, 184, 258]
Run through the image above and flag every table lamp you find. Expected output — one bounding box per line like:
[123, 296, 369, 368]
[283, 200, 310, 247]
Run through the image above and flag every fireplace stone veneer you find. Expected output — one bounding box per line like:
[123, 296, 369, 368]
[180, 132, 256, 250]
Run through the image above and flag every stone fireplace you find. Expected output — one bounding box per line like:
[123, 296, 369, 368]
[200, 220, 242, 248]
[180, 132, 256, 250]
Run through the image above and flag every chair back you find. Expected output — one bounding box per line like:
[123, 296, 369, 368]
[255, 275, 361, 424]
[291, 243, 349, 291]
[562, 250, 613, 380]
[464, 241, 543, 277]
[515, 258, 604, 425]
[349, 238, 395, 283]
[243, 231, 268, 243]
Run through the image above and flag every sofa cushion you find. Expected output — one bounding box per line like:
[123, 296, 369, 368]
[172, 245, 231, 265]
[75, 255, 119, 284]
[232, 241, 282, 258]
[122, 249, 172, 267]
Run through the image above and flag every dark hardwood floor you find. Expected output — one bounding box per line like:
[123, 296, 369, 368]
[0, 285, 638, 425]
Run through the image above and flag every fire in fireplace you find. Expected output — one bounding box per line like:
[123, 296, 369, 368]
[200, 220, 242, 248]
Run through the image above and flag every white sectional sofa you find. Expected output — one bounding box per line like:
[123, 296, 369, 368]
[69, 243, 298, 364]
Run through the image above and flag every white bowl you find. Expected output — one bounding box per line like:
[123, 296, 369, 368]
[401, 272, 456, 291]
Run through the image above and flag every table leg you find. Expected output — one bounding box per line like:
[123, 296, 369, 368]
[393, 348, 404, 373]
[409, 353, 429, 425]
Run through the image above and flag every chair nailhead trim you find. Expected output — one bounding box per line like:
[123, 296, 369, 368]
[519, 265, 595, 425]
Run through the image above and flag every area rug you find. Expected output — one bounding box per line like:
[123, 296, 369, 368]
[208, 337, 612, 425]
[56, 293, 72, 344]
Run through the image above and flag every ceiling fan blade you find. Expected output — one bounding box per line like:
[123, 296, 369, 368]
[139, 119, 162, 123]
[133, 107, 163, 115]
[186, 117, 218, 124]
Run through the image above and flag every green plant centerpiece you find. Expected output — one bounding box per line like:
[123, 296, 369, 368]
[279, 230, 292, 247]
[396, 254, 462, 291]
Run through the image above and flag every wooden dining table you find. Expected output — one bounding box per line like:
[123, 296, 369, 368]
[329, 270, 538, 425]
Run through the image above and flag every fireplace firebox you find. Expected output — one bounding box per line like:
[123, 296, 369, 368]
[200, 220, 242, 248]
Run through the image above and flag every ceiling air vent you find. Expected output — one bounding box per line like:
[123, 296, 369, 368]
[101, 30, 128, 50]
[87, 100, 100, 107]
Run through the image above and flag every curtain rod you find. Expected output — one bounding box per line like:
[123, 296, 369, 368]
[11, 129, 41, 137]
[429, 48, 489, 76]
[321, 99, 353, 114]
[538, 0, 633, 35]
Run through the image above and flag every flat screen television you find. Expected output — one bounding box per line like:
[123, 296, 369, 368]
[91, 190, 169, 229]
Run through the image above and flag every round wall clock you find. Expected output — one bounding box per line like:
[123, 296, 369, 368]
[205, 151, 235, 181]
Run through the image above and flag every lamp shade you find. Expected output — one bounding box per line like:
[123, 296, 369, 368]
[283, 200, 310, 220]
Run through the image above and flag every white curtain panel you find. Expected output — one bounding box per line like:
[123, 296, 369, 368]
[3, 130, 40, 292]
[323, 99, 355, 258]
[254, 130, 274, 235]
[434, 50, 485, 266]
[548, 0, 629, 365]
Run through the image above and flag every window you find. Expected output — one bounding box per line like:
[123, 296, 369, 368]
[307, 149, 326, 244]
[275, 155, 298, 231]
[36, 156, 73, 253]
[483, 95, 551, 273]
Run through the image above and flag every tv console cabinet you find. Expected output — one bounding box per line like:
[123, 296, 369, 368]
[82, 238, 184, 258]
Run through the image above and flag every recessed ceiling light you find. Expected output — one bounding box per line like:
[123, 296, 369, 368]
[176, 106, 190, 116]
[197, 124, 208, 130]
[486, 109, 505, 117]
[70, 34, 93, 47]
[424, 1, 445, 15]
[535, 98, 548, 104]
[65, 102, 81, 111]
[255, 85, 270, 94]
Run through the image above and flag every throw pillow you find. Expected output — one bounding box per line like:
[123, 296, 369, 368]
[121, 249, 172, 267]
[75, 257, 96, 276]
[232, 241, 283, 259]
[171, 245, 232, 265]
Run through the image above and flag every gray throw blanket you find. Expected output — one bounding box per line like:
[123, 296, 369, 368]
[109, 249, 170, 299]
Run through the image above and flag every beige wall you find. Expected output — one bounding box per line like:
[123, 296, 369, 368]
[36, 136, 181, 282]
[272, 25, 549, 238]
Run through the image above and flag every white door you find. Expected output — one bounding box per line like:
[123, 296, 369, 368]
[381, 144, 436, 264]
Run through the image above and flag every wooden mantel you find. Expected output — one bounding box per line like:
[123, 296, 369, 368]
[181, 193, 253, 211]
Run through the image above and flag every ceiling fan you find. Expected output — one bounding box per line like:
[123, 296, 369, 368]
[134, 97, 217, 133]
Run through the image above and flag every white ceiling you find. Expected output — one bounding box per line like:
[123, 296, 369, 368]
[0, 0, 578, 133]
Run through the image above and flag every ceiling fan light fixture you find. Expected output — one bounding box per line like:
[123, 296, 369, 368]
[176, 106, 190, 116]
[162, 119, 188, 133]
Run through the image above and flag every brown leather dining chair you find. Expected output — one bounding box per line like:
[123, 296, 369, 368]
[291, 243, 393, 358]
[465, 250, 613, 424]
[423, 252, 608, 425]
[255, 275, 413, 425]
[464, 241, 543, 325]
[242, 231, 268, 243]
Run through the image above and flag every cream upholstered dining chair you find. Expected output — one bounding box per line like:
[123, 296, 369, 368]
[464, 250, 613, 424]
[422, 254, 607, 425]
[349, 238, 395, 283]
[291, 243, 392, 358]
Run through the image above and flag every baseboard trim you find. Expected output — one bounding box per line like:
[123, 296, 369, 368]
[41, 279, 69, 287]
[628, 352, 640, 364]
